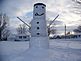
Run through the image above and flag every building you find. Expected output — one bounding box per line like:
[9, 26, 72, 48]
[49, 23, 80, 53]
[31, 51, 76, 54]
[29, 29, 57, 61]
[8, 33, 30, 41]
[15, 34, 30, 41]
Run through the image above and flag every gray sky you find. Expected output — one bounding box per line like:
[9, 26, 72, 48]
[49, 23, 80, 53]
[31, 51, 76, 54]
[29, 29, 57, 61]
[1, 0, 81, 34]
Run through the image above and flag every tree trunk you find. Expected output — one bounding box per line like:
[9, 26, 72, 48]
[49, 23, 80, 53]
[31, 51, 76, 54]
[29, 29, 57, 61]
[0, 30, 2, 41]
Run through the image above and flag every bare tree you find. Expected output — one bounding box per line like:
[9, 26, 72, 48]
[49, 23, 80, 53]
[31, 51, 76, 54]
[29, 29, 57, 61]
[71, 0, 81, 14]
[72, 0, 81, 4]
[73, 25, 81, 33]
[50, 29, 56, 34]
[47, 15, 59, 36]
[48, 21, 57, 36]
[0, 13, 10, 41]
[16, 24, 28, 34]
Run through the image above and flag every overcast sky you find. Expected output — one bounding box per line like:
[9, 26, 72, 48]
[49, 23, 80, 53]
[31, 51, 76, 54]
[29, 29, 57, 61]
[0, 0, 81, 34]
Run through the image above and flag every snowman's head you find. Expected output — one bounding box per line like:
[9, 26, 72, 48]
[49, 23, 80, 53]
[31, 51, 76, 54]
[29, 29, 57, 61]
[33, 3, 46, 19]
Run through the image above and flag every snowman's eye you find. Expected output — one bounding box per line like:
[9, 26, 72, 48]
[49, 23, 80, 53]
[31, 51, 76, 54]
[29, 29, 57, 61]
[36, 6, 38, 8]
[42, 6, 44, 9]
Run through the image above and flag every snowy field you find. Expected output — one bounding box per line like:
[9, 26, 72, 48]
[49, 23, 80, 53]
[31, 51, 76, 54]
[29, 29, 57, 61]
[0, 39, 81, 61]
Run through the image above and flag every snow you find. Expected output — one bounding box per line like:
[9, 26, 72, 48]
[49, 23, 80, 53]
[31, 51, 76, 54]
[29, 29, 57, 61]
[0, 39, 81, 61]
[49, 39, 81, 49]
[29, 37, 49, 49]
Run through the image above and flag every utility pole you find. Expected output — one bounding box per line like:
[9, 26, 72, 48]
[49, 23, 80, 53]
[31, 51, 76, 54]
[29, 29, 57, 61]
[65, 24, 66, 39]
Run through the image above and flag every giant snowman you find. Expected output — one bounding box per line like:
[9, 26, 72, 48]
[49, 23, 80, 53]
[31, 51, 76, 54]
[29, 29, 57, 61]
[13, 3, 50, 61]
[30, 3, 49, 49]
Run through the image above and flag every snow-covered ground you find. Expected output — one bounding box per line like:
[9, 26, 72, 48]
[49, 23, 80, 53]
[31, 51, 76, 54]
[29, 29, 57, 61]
[0, 39, 81, 61]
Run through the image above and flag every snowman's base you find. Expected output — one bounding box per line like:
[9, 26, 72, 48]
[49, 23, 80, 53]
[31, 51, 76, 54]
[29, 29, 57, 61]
[29, 37, 49, 49]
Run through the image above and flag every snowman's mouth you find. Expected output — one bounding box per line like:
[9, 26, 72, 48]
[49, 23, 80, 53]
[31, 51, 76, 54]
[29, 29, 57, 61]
[35, 13, 44, 16]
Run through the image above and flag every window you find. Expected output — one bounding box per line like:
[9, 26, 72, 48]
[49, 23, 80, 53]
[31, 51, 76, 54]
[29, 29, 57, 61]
[37, 27, 39, 29]
[23, 36, 26, 38]
[37, 33, 40, 35]
[37, 22, 39, 24]
[19, 36, 22, 39]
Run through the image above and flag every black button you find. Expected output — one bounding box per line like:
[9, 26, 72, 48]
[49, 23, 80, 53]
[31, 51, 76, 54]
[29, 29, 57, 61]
[37, 22, 39, 24]
[37, 27, 39, 29]
[37, 33, 40, 35]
